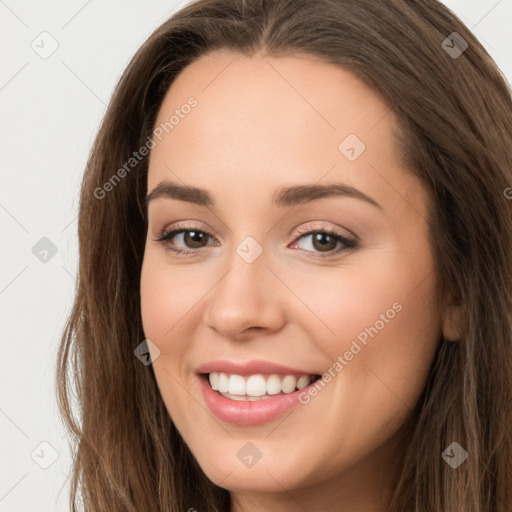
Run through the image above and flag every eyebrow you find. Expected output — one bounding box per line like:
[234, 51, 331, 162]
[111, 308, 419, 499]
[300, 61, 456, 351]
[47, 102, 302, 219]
[144, 180, 382, 210]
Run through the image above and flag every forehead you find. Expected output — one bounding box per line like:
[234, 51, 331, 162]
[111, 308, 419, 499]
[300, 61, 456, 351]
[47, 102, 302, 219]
[151, 50, 395, 147]
[147, 50, 425, 217]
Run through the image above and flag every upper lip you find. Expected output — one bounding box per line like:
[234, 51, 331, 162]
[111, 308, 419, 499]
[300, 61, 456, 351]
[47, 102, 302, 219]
[196, 359, 319, 377]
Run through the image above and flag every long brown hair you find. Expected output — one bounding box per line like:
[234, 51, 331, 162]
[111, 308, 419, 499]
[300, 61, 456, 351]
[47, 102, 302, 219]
[57, 0, 512, 510]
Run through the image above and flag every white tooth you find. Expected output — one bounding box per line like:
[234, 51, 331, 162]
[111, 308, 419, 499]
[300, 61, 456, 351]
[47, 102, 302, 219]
[228, 374, 246, 395]
[220, 391, 275, 401]
[215, 373, 313, 398]
[246, 374, 267, 396]
[281, 375, 297, 393]
[221, 392, 247, 401]
[266, 374, 282, 395]
[218, 372, 229, 393]
[209, 372, 219, 391]
[219, 392, 260, 401]
[296, 375, 311, 390]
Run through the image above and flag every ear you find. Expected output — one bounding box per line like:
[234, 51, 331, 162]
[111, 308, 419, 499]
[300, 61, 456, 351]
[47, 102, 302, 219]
[441, 290, 463, 341]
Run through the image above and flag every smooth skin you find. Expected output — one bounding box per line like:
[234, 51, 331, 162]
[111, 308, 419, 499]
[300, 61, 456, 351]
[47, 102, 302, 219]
[140, 50, 461, 512]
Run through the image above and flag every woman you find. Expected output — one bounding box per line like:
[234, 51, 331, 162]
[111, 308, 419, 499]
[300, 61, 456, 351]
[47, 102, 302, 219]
[57, 0, 512, 510]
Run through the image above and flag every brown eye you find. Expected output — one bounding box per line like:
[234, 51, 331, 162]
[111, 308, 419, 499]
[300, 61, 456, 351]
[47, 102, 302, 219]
[310, 232, 339, 252]
[154, 227, 215, 255]
[291, 228, 357, 256]
[182, 230, 209, 249]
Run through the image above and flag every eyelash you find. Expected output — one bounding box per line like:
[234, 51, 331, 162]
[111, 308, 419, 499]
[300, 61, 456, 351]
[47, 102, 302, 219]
[153, 222, 358, 258]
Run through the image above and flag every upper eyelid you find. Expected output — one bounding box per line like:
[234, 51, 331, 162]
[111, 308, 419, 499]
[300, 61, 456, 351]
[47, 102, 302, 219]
[155, 224, 355, 247]
[294, 222, 357, 240]
[156, 224, 350, 238]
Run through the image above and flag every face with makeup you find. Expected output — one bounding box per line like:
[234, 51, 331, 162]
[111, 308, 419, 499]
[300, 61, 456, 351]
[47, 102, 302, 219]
[140, 51, 455, 510]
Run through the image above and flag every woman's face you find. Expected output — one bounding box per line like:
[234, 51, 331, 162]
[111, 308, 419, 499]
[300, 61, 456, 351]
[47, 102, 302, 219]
[141, 51, 442, 504]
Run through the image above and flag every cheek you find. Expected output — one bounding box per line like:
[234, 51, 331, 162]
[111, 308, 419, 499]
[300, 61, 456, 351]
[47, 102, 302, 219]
[140, 252, 201, 427]
[283, 262, 440, 471]
[140, 268, 174, 340]
[361, 271, 441, 399]
[288, 246, 441, 415]
[140, 251, 201, 344]
[284, 250, 438, 360]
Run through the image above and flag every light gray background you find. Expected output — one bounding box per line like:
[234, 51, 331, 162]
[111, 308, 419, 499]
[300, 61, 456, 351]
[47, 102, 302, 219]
[1, 1, 511, 510]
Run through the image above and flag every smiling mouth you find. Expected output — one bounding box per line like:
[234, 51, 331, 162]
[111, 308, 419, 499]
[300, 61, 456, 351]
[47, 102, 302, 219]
[202, 372, 322, 401]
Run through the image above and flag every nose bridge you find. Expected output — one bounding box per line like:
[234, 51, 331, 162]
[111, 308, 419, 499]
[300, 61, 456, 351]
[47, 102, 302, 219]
[204, 235, 285, 337]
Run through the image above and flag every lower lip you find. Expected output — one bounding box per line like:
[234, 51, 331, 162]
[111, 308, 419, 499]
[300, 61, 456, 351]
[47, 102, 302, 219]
[198, 374, 313, 426]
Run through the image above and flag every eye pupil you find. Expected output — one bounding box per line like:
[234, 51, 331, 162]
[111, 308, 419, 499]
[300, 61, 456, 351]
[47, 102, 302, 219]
[185, 230, 207, 248]
[313, 233, 337, 251]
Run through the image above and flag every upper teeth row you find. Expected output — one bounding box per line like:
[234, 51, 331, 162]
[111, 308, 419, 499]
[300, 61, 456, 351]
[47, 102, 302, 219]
[208, 372, 313, 396]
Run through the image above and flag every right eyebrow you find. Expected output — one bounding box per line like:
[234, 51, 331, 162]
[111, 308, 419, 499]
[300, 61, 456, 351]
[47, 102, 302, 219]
[144, 181, 213, 207]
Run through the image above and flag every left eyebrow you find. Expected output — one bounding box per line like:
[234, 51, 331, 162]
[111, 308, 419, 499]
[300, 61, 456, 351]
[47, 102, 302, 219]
[144, 180, 382, 210]
[272, 183, 382, 210]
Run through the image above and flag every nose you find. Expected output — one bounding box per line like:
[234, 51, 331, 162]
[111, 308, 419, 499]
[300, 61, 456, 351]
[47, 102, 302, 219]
[203, 247, 286, 339]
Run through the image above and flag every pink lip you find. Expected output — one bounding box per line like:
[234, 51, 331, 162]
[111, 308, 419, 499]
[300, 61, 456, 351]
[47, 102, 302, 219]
[196, 360, 321, 425]
[198, 375, 315, 425]
[196, 359, 317, 377]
